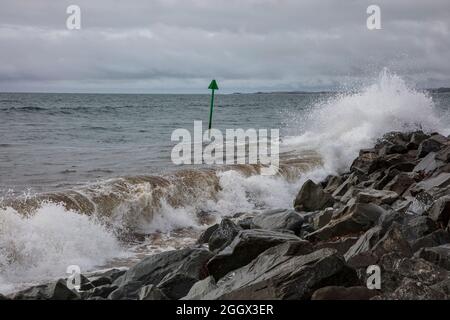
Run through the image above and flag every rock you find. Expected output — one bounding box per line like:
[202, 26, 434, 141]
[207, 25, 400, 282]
[112, 247, 213, 299]
[294, 180, 334, 212]
[314, 237, 359, 255]
[108, 281, 143, 300]
[417, 137, 445, 158]
[305, 203, 385, 242]
[203, 246, 359, 300]
[379, 144, 407, 155]
[332, 173, 358, 198]
[181, 276, 217, 300]
[311, 286, 378, 300]
[138, 285, 168, 300]
[411, 229, 450, 252]
[356, 189, 398, 205]
[350, 151, 380, 175]
[87, 285, 118, 299]
[197, 223, 219, 244]
[383, 173, 415, 196]
[428, 195, 450, 228]
[208, 219, 241, 252]
[251, 209, 304, 235]
[207, 230, 307, 280]
[414, 152, 439, 174]
[12, 279, 80, 300]
[375, 278, 446, 300]
[415, 244, 450, 270]
[401, 215, 438, 243]
[344, 223, 412, 268]
[436, 146, 450, 162]
[88, 276, 112, 288]
[324, 176, 343, 194]
[0, 294, 9, 300]
[408, 131, 429, 149]
[237, 216, 254, 229]
[413, 173, 450, 192]
[313, 208, 334, 229]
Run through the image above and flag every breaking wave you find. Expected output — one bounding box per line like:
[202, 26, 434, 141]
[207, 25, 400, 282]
[1, 69, 449, 294]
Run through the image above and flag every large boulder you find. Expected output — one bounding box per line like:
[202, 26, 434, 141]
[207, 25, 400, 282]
[417, 136, 446, 158]
[415, 244, 450, 270]
[294, 180, 334, 212]
[208, 218, 241, 252]
[11, 279, 80, 300]
[111, 247, 213, 299]
[411, 229, 450, 252]
[207, 230, 307, 280]
[202, 245, 359, 300]
[355, 189, 398, 205]
[251, 209, 304, 235]
[305, 203, 385, 242]
[428, 195, 450, 228]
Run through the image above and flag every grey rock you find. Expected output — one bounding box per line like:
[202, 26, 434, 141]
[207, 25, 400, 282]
[415, 244, 450, 270]
[383, 173, 415, 196]
[294, 180, 334, 212]
[112, 247, 213, 299]
[203, 246, 359, 300]
[313, 208, 334, 229]
[208, 219, 241, 252]
[197, 223, 219, 244]
[411, 229, 450, 252]
[332, 173, 358, 198]
[417, 137, 445, 158]
[138, 285, 168, 300]
[414, 152, 439, 174]
[207, 230, 306, 280]
[305, 203, 385, 242]
[428, 195, 450, 228]
[182, 276, 217, 300]
[12, 279, 80, 300]
[88, 285, 118, 299]
[311, 286, 378, 300]
[356, 189, 398, 205]
[375, 278, 446, 300]
[252, 209, 304, 235]
[314, 237, 359, 255]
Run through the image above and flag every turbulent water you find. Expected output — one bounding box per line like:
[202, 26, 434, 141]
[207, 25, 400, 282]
[1, 70, 450, 294]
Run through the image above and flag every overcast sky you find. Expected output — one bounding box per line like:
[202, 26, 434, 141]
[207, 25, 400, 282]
[0, 0, 449, 93]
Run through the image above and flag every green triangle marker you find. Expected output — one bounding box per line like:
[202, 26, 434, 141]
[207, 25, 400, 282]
[208, 80, 219, 132]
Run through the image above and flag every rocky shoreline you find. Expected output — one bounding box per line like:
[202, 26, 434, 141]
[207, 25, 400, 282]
[4, 130, 450, 300]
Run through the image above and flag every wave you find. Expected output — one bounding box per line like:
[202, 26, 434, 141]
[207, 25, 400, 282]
[1, 69, 449, 294]
[282, 68, 449, 174]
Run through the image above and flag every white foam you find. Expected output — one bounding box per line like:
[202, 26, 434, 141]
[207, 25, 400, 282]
[283, 69, 448, 174]
[0, 202, 124, 294]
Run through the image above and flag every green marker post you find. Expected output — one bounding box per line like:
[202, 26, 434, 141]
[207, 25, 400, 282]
[208, 80, 219, 134]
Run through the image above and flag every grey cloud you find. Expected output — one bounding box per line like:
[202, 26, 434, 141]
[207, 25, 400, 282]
[0, 0, 449, 93]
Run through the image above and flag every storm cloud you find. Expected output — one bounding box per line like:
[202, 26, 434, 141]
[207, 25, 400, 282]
[0, 0, 449, 93]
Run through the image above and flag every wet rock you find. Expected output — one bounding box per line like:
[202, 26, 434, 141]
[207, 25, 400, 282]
[324, 176, 343, 194]
[208, 219, 241, 252]
[203, 246, 359, 300]
[182, 276, 217, 300]
[374, 278, 446, 300]
[411, 229, 450, 252]
[305, 203, 385, 242]
[87, 285, 118, 299]
[350, 151, 380, 175]
[12, 279, 80, 300]
[332, 174, 358, 198]
[428, 195, 450, 228]
[414, 152, 440, 174]
[294, 180, 334, 212]
[314, 237, 359, 255]
[417, 137, 445, 158]
[251, 209, 304, 235]
[436, 145, 450, 162]
[138, 285, 168, 300]
[112, 247, 213, 299]
[401, 215, 438, 243]
[344, 223, 412, 268]
[413, 173, 450, 193]
[356, 189, 398, 205]
[207, 230, 306, 280]
[383, 173, 415, 196]
[311, 286, 378, 300]
[197, 223, 219, 244]
[415, 244, 450, 270]
[408, 131, 429, 150]
[313, 208, 334, 229]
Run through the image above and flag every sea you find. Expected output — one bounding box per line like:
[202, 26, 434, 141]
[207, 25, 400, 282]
[1, 69, 450, 294]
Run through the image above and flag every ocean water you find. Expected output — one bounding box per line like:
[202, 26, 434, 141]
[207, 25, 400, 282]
[1, 70, 450, 293]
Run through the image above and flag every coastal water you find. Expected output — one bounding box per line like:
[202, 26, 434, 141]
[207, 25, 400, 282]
[1, 70, 450, 294]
